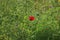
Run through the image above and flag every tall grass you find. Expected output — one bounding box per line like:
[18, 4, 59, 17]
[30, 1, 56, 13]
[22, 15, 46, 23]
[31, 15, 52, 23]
[0, 0, 60, 40]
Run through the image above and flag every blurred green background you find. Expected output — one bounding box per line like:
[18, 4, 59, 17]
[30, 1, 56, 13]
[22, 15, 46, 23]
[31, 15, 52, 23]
[0, 0, 60, 40]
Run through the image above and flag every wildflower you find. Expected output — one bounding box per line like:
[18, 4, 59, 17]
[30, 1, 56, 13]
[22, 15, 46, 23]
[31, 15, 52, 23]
[29, 16, 35, 21]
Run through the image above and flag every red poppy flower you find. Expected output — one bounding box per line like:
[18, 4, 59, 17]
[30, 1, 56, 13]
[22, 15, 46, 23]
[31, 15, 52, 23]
[29, 16, 35, 21]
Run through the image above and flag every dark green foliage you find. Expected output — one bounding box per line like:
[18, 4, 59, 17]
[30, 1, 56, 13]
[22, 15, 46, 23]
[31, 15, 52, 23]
[0, 0, 60, 40]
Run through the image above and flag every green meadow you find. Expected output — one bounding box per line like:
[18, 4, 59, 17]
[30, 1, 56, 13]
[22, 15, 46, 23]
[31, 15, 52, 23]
[0, 0, 60, 40]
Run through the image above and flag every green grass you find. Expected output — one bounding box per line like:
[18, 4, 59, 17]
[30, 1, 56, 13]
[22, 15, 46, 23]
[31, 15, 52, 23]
[0, 0, 60, 40]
